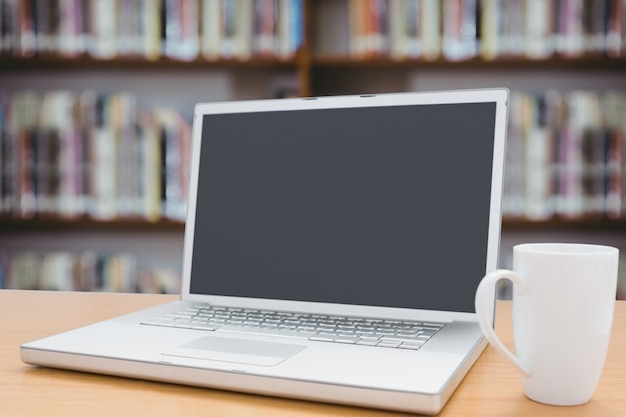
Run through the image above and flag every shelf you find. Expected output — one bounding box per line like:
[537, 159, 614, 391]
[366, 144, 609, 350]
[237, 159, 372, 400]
[502, 217, 626, 232]
[2, 216, 625, 234]
[0, 216, 185, 233]
[0, 54, 301, 73]
[311, 54, 626, 71]
[3, 53, 624, 80]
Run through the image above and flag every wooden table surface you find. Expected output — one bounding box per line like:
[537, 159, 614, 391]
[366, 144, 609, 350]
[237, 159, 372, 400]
[2, 290, 625, 416]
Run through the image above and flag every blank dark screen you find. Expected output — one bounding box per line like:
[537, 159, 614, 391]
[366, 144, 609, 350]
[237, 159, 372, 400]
[189, 102, 497, 313]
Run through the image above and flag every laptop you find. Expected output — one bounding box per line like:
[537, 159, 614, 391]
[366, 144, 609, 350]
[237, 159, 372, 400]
[21, 88, 509, 415]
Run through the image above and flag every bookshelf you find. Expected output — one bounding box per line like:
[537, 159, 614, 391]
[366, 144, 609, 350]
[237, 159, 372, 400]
[1, 0, 625, 296]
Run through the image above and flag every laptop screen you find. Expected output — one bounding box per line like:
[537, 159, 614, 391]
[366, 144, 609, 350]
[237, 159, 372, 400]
[189, 101, 497, 313]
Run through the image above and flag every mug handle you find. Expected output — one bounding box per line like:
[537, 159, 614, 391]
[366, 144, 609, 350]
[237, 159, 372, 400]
[475, 269, 530, 377]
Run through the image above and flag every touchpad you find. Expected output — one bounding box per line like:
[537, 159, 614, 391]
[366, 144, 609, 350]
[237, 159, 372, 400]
[162, 336, 307, 367]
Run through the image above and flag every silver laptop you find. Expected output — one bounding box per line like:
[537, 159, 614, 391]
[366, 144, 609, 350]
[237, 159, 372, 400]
[21, 88, 509, 415]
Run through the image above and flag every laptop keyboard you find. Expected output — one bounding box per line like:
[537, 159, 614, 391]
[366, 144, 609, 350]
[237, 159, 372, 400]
[141, 305, 444, 350]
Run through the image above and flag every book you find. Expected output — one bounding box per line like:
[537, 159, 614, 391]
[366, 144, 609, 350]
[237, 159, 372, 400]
[40, 251, 75, 291]
[137, 110, 163, 222]
[583, 0, 608, 53]
[201, 0, 222, 60]
[503, 93, 528, 218]
[348, 0, 367, 57]
[603, 91, 624, 218]
[524, 93, 554, 220]
[6, 252, 41, 290]
[420, 0, 441, 60]
[152, 107, 190, 221]
[14, 91, 39, 218]
[442, 0, 478, 61]
[505, 0, 526, 56]
[254, 0, 277, 57]
[236, 0, 254, 59]
[89, 0, 117, 58]
[1, 0, 19, 54]
[480, 0, 500, 60]
[112, 93, 138, 217]
[57, 0, 87, 56]
[163, 0, 200, 61]
[18, 0, 36, 56]
[389, 0, 422, 59]
[606, 0, 624, 57]
[556, 0, 585, 56]
[525, 0, 554, 59]
[116, 0, 136, 57]
[2, 249, 181, 293]
[141, 0, 162, 60]
[89, 92, 117, 220]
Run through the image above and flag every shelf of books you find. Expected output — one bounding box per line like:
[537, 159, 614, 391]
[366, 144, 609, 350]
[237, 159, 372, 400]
[0, 0, 305, 62]
[0, 90, 191, 222]
[0, 250, 181, 294]
[2, 88, 623, 224]
[316, 0, 626, 62]
[503, 90, 625, 222]
[310, 54, 626, 71]
[2, 0, 625, 294]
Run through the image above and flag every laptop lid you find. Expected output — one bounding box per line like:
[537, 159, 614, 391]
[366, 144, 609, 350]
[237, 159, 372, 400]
[182, 89, 508, 322]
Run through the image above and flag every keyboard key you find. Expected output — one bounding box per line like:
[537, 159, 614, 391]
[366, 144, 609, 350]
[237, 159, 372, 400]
[398, 343, 422, 350]
[309, 336, 335, 342]
[377, 340, 402, 348]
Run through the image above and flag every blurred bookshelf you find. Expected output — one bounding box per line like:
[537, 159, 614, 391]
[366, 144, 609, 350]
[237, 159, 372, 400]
[1, 0, 625, 297]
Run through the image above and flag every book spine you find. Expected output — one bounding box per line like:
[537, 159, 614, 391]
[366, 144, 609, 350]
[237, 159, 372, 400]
[557, 0, 585, 56]
[89, 0, 117, 58]
[1, 0, 19, 54]
[480, 0, 497, 60]
[113, 93, 137, 218]
[369, 0, 389, 56]
[349, 0, 366, 57]
[525, 0, 554, 58]
[18, 0, 36, 56]
[506, 0, 526, 56]
[201, 0, 222, 60]
[605, 0, 624, 57]
[222, 0, 239, 57]
[116, 0, 135, 57]
[90, 93, 117, 220]
[40, 251, 75, 291]
[290, 0, 303, 55]
[587, 0, 608, 53]
[14, 92, 39, 218]
[524, 93, 554, 220]
[78, 90, 96, 218]
[178, 0, 200, 60]
[560, 92, 585, 218]
[137, 110, 162, 221]
[502, 93, 526, 218]
[253, 0, 277, 57]
[442, 0, 461, 59]
[0, 94, 18, 215]
[604, 92, 624, 218]
[236, 0, 253, 59]
[142, 0, 162, 60]
[420, 0, 441, 60]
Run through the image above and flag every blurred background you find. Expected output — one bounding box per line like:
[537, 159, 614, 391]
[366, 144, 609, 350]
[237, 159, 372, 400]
[0, 0, 625, 299]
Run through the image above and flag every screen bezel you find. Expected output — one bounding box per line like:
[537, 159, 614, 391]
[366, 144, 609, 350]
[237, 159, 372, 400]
[181, 89, 508, 324]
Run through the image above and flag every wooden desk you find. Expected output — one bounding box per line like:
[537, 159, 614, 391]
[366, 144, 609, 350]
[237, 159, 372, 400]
[2, 290, 625, 417]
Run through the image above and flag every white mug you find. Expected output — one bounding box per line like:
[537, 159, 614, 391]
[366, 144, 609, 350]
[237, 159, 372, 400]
[475, 243, 619, 406]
